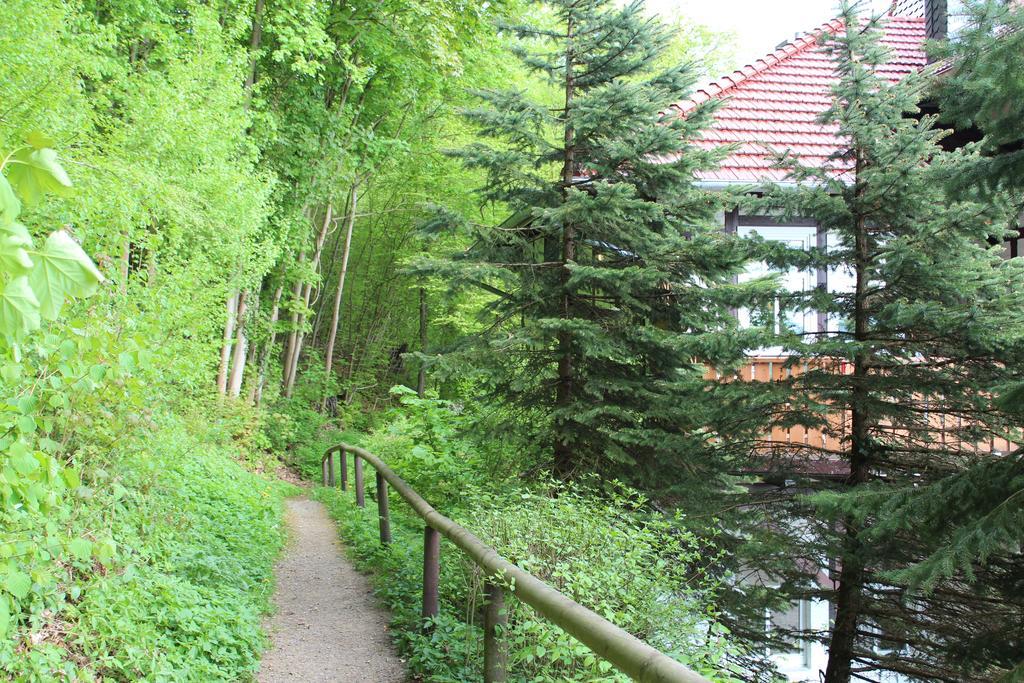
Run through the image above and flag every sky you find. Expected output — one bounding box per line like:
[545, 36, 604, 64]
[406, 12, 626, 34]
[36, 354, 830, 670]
[648, 0, 894, 73]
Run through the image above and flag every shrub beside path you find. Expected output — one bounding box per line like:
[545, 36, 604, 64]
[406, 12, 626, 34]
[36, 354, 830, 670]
[258, 497, 407, 682]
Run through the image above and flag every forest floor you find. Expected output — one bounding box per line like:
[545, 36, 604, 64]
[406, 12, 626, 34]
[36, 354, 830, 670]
[257, 497, 407, 682]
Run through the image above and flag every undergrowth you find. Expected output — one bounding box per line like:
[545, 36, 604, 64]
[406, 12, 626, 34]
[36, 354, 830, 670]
[2, 403, 297, 681]
[310, 389, 745, 682]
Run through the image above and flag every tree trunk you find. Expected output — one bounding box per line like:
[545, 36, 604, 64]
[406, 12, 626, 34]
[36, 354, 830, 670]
[321, 188, 357, 410]
[281, 251, 306, 388]
[243, 0, 265, 105]
[824, 152, 871, 683]
[252, 283, 283, 406]
[227, 291, 250, 397]
[284, 203, 334, 398]
[217, 293, 239, 394]
[416, 285, 427, 398]
[311, 190, 354, 350]
[553, 14, 576, 479]
[120, 238, 131, 294]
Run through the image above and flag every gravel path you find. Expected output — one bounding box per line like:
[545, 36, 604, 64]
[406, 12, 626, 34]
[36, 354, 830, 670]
[258, 497, 407, 683]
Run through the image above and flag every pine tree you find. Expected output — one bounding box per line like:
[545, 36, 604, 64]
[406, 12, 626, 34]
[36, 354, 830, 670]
[932, 0, 1024, 198]
[416, 0, 775, 486]
[746, 3, 1024, 680]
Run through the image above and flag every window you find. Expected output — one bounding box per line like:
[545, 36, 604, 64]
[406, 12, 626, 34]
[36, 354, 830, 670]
[826, 230, 855, 333]
[767, 599, 812, 668]
[948, 0, 969, 40]
[738, 224, 819, 335]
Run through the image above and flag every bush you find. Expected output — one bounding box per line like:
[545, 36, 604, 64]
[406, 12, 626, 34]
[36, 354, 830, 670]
[313, 388, 744, 682]
[0, 396, 297, 681]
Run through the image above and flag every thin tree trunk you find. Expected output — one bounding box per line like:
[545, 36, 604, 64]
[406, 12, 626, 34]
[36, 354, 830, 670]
[284, 203, 334, 398]
[554, 14, 576, 479]
[321, 187, 358, 410]
[217, 293, 239, 394]
[227, 291, 250, 397]
[416, 285, 427, 398]
[243, 0, 264, 105]
[120, 239, 130, 294]
[252, 283, 283, 406]
[824, 151, 871, 683]
[311, 190, 354, 349]
[281, 252, 306, 388]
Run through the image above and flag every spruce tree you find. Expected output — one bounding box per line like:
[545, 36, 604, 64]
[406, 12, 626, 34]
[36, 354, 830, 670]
[418, 0, 774, 486]
[747, 3, 1024, 680]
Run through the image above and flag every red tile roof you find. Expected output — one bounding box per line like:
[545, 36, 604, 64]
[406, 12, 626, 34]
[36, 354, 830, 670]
[671, 7, 928, 183]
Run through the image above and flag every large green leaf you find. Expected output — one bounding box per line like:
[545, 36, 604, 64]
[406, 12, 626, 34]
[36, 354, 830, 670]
[0, 175, 20, 226]
[5, 147, 72, 206]
[28, 230, 104, 320]
[0, 222, 34, 276]
[0, 595, 9, 638]
[2, 570, 31, 600]
[0, 276, 40, 338]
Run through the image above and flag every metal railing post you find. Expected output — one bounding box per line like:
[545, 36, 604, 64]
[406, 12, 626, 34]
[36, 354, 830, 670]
[354, 455, 365, 508]
[340, 447, 348, 491]
[422, 526, 440, 622]
[376, 471, 392, 545]
[484, 581, 508, 682]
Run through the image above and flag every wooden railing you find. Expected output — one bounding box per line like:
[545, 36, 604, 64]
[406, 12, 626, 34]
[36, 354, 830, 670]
[321, 443, 712, 683]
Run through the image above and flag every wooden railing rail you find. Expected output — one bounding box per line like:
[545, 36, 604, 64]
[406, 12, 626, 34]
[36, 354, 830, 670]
[321, 443, 712, 683]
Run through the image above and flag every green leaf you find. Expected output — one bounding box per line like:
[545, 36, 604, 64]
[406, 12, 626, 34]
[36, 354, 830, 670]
[67, 538, 92, 562]
[0, 222, 35, 276]
[0, 175, 20, 225]
[96, 538, 116, 566]
[3, 570, 31, 600]
[28, 231, 103, 320]
[16, 414, 36, 434]
[0, 363, 21, 382]
[5, 147, 72, 206]
[89, 364, 107, 383]
[25, 132, 55, 150]
[0, 277, 40, 339]
[63, 468, 80, 489]
[8, 440, 38, 475]
[0, 595, 9, 638]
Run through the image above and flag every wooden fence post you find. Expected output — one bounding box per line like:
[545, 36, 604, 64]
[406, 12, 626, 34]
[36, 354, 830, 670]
[484, 581, 508, 682]
[327, 451, 335, 487]
[376, 471, 391, 545]
[355, 456, 365, 508]
[321, 457, 327, 486]
[422, 526, 440, 622]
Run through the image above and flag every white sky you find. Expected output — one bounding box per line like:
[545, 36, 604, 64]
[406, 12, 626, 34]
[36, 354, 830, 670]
[649, 0, 895, 72]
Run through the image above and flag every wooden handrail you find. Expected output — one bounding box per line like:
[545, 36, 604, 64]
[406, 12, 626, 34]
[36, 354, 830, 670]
[322, 443, 712, 683]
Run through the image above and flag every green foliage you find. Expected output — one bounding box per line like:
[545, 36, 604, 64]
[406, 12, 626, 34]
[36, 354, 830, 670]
[1, 409, 295, 681]
[316, 448, 741, 681]
[0, 139, 102, 341]
[415, 0, 776, 489]
[66, 418, 294, 681]
[0, 2, 300, 676]
[737, 3, 1024, 679]
[312, 390, 744, 681]
[932, 0, 1024, 197]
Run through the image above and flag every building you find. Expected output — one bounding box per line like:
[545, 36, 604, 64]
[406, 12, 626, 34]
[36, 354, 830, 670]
[673, 1, 1019, 680]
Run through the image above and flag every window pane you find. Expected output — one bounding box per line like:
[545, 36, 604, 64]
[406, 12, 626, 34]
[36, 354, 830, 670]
[738, 224, 818, 336]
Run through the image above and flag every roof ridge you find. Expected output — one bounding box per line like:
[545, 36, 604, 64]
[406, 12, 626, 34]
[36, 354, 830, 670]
[671, 17, 845, 115]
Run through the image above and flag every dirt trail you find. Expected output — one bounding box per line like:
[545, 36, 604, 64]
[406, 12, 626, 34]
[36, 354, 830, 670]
[258, 497, 407, 682]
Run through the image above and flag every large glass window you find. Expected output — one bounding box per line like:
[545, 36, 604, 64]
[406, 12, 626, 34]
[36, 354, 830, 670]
[767, 599, 812, 668]
[948, 0, 969, 40]
[738, 224, 818, 335]
[826, 230, 855, 333]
